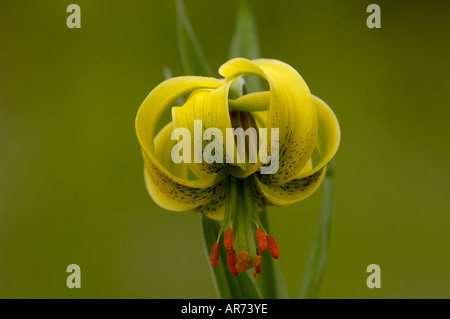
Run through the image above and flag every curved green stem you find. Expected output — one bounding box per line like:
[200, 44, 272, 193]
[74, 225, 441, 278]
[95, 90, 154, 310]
[298, 159, 336, 299]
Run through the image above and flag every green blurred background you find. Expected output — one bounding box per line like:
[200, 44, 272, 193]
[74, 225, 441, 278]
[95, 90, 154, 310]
[1, 0, 449, 298]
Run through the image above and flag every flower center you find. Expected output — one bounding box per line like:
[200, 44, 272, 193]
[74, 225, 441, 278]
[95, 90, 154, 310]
[209, 176, 280, 278]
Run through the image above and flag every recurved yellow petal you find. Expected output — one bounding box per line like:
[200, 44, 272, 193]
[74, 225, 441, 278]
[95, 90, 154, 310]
[172, 82, 232, 180]
[143, 122, 190, 211]
[228, 91, 270, 112]
[192, 192, 226, 220]
[297, 95, 340, 179]
[219, 58, 318, 185]
[253, 95, 340, 207]
[136, 76, 227, 211]
[254, 167, 326, 207]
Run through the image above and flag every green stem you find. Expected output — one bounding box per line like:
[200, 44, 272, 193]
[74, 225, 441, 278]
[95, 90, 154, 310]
[298, 159, 336, 299]
[201, 176, 263, 299]
[234, 178, 256, 256]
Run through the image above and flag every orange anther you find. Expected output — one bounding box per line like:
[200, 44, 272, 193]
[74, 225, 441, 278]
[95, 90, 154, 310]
[227, 249, 238, 276]
[254, 255, 262, 276]
[256, 228, 268, 252]
[224, 228, 234, 250]
[267, 235, 280, 259]
[210, 242, 220, 268]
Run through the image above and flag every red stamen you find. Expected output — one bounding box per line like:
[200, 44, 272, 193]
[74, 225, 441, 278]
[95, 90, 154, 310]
[210, 242, 220, 268]
[256, 228, 268, 252]
[227, 249, 238, 276]
[254, 255, 262, 278]
[224, 228, 234, 250]
[267, 235, 280, 259]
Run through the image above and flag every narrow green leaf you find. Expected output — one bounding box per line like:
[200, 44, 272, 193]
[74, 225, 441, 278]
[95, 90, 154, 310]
[201, 215, 262, 299]
[298, 159, 336, 299]
[176, 0, 213, 76]
[257, 208, 290, 299]
[229, 0, 262, 92]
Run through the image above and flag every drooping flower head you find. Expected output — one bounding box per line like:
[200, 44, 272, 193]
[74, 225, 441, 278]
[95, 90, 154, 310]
[135, 58, 340, 278]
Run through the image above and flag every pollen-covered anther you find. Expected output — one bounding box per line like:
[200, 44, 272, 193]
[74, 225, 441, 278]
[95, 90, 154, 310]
[236, 251, 252, 272]
[227, 249, 239, 276]
[224, 228, 234, 250]
[210, 242, 220, 268]
[256, 228, 268, 252]
[235, 251, 262, 274]
[267, 235, 280, 259]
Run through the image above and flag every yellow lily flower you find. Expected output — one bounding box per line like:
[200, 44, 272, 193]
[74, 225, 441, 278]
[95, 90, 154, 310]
[135, 57, 340, 278]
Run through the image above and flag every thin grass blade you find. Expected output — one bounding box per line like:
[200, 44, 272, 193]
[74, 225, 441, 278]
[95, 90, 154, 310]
[298, 159, 336, 299]
[176, 0, 213, 76]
